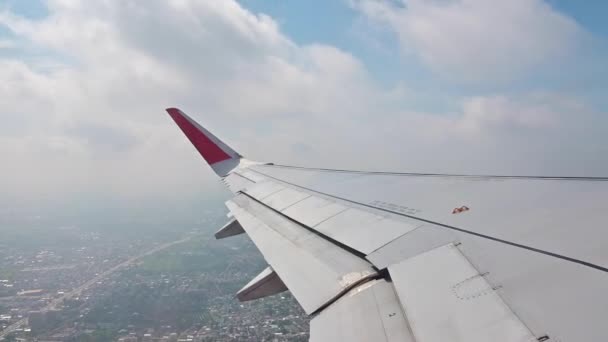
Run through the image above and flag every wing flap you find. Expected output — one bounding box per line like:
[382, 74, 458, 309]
[310, 279, 415, 342]
[226, 194, 377, 314]
[389, 243, 536, 342]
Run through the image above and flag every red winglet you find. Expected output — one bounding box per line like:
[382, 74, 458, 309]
[166, 108, 234, 165]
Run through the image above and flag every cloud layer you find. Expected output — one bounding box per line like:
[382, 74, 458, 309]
[0, 0, 606, 208]
[354, 0, 585, 82]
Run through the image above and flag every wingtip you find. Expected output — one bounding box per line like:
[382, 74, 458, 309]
[165, 107, 243, 176]
[165, 107, 181, 116]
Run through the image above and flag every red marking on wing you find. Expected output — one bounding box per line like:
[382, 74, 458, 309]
[452, 206, 470, 214]
[166, 108, 231, 165]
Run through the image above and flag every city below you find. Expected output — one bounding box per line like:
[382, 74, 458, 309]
[0, 207, 309, 341]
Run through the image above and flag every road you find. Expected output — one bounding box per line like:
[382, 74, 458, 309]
[0, 235, 194, 339]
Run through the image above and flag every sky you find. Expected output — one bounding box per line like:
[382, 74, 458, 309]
[1, 0, 607, 213]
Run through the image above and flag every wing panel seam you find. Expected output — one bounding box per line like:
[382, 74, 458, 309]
[238, 191, 369, 261]
[232, 171, 258, 183]
[261, 164, 608, 181]
[276, 194, 312, 212]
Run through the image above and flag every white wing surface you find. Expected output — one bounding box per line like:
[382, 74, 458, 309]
[167, 107, 608, 341]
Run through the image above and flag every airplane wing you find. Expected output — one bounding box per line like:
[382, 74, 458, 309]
[166, 107, 608, 341]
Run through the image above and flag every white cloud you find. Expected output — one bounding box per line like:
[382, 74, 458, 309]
[0, 0, 383, 201]
[0, 0, 605, 209]
[354, 0, 585, 82]
[456, 94, 561, 134]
